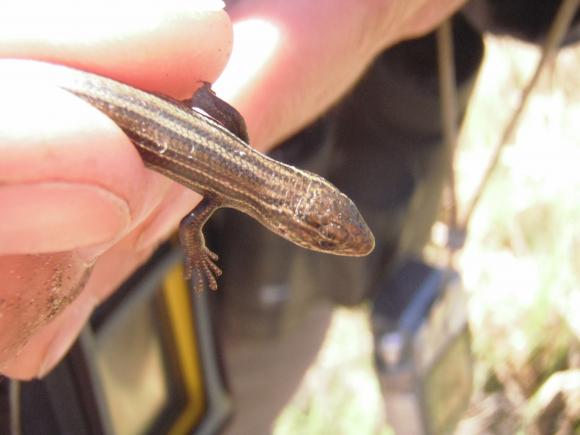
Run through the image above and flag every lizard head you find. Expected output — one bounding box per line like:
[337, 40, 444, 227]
[275, 174, 375, 257]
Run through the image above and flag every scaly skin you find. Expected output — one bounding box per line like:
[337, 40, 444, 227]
[5, 59, 375, 291]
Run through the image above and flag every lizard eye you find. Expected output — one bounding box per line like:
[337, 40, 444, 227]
[305, 212, 331, 229]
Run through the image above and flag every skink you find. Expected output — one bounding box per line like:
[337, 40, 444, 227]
[1, 59, 375, 292]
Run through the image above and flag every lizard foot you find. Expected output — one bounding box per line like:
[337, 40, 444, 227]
[184, 247, 222, 293]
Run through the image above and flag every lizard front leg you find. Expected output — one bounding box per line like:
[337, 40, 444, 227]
[179, 196, 222, 292]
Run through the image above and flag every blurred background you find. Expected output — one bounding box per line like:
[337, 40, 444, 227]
[274, 35, 580, 435]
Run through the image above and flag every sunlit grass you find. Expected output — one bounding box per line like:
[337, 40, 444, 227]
[275, 36, 580, 434]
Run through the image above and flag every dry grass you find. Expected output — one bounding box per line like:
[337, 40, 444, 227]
[274, 36, 580, 435]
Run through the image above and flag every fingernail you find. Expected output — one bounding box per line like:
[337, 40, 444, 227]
[0, 182, 131, 255]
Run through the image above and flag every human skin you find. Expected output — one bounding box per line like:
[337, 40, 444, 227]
[0, 0, 465, 379]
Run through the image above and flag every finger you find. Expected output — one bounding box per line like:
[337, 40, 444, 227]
[0, 0, 232, 97]
[215, 0, 388, 150]
[0, 255, 98, 379]
[0, 233, 156, 379]
[0, 1, 233, 254]
[215, 0, 464, 150]
[0, 82, 139, 254]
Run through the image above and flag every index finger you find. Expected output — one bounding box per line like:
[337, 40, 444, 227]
[0, 0, 232, 96]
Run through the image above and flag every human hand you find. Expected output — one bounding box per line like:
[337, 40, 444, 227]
[0, 0, 465, 379]
[0, 0, 232, 379]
